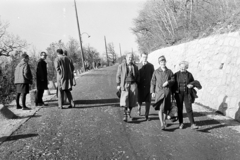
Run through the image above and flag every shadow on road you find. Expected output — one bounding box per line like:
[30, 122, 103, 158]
[74, 98, 119, 105]
[0, 133, 38, 142]
[16, 114, 42, 119]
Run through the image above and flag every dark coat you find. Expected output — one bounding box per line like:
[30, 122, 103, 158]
[150, 67, 175, 110]
[137, 62, 154, 103]
[173, 71, 201, 103]
[116, 62, 139, 91]
[36, 59, 48, 90]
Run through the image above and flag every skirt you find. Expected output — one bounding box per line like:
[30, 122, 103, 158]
[120, 83, 138, 108]
[16, 83, 29, 94]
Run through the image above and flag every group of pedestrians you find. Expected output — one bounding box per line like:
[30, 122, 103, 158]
[14, 49, 76, 110]
[116, 52, 201, 130]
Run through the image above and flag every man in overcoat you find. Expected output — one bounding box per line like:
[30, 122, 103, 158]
[116, 53, 139, 122]
[35, 51, 48, 106]
[54, 49, 75, 109]
[137, 52, 154, 121]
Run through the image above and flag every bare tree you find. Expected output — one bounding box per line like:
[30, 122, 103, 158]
[0, 20, 27, 57]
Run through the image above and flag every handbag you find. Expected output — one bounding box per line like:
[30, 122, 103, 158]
[116, 89, 121, 98]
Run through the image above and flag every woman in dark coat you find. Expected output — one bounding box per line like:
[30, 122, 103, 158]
[173, 61, 199, 130]
[151, 56, 175, 130]
[35, 51, 48, 106]
[14, 52, 32, 110]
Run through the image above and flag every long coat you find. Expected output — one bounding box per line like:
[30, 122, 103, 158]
[54, 55, 75, 91]
[116, 62, 139, 91]
[150, 67, 174, 110]
[36, 59, 48, 90]
[137, 62, 154, 103]
[14, 60, 33, 84]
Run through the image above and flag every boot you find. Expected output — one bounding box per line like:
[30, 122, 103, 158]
[127, 108, 132, 122]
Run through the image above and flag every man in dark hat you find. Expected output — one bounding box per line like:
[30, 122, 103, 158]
[35, 51, 48, 106]
[137, 52, 154, 121]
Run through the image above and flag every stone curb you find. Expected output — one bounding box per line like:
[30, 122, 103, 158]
[0, 69, 94, 145]
[0, 93, 56, 145]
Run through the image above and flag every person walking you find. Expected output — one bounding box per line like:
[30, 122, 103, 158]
[14, 52, 32, 110]
[173, 61, 199, 130]
[35, 51, 48, 106]
[54, 49, 75, 109]
[137, 52, 154, 121]
[116, 53, 139, 122]
[151, 56, 174, 130]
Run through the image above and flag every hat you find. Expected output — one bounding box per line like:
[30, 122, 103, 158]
[158, 55, 166, 62]
[21, 52, 29, 59]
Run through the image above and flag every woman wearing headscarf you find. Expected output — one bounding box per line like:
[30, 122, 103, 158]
[14, 52, 33, 110]
[151, 56, 175, 130]
[173, 61, 199, 129]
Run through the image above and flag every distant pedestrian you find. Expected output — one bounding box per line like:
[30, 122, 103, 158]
[151, 56, 175, 130]
[14, 52, 32, 110]
[35, 51, 48, 106]
[116, 53, 139, 122]
[54, 49, 75, 109]
[137, 52, 154, 121]
[172, 61, 199, 130]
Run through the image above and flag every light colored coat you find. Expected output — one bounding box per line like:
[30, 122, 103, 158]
[14, 59, 33, 84]
[54, 55, 74, 90]
[116, 62, 139, 91]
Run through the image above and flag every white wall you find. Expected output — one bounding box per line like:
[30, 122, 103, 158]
[148, 31, 240, 121]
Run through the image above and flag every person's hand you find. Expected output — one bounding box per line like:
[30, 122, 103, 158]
[117, 86, 120, 90]
[162, 81, 168, 87]
[187, 84, 193, 88]
[152, 93, 155, 98]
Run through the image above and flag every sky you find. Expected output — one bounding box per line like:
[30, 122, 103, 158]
[0, 0, 146, 57]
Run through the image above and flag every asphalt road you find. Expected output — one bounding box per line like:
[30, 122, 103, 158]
[0, 65, 240, 160]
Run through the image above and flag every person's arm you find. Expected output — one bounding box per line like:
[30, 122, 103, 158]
[116, 65, 122, 90]
[23, 64, 33, 83]
[168, 70, 175, 87]
[150, 71, 156, 97]
[54, 58, 61, 75]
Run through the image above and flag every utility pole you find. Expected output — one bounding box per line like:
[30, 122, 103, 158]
[104, 36, 109, 66]
[119, 43, 122, 57]
[74, 0, 85, 72]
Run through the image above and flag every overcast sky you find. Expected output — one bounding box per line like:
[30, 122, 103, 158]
[0, 0, 146, 57]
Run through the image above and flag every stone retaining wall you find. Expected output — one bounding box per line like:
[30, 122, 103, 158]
[148, 31, 240, 121]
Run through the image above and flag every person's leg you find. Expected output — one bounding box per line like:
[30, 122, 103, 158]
[145, 101, 151, 120]
[22, 93, 30, 110]
[16, 93, 22, 109]
[58, 88, 63, 109]
[123, 107, 127, 122]
[137, 102, 142, 116]
[65, 90, 75, 107]
[39, 89, 44, 104]
[35, 89, 39, 105]
[158, 100, 166, 129]
[184, 93, 198, 129]
[175, 93, 184, 128]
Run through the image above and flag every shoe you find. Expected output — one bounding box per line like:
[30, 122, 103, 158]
[191, 124, 199, 129]
[127, 115, 132, 122]
[37, 103, 48, 106]
[145, 116, 150, 121]
[179, 123, 184, 129]
[160, 124, 165, 130]
[59, 106, 63, 109]
[22, 106, 31, 110]
[123, 116, 127, 122]
[138, 111, 141, 116]
[16, 105, 22, 109]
